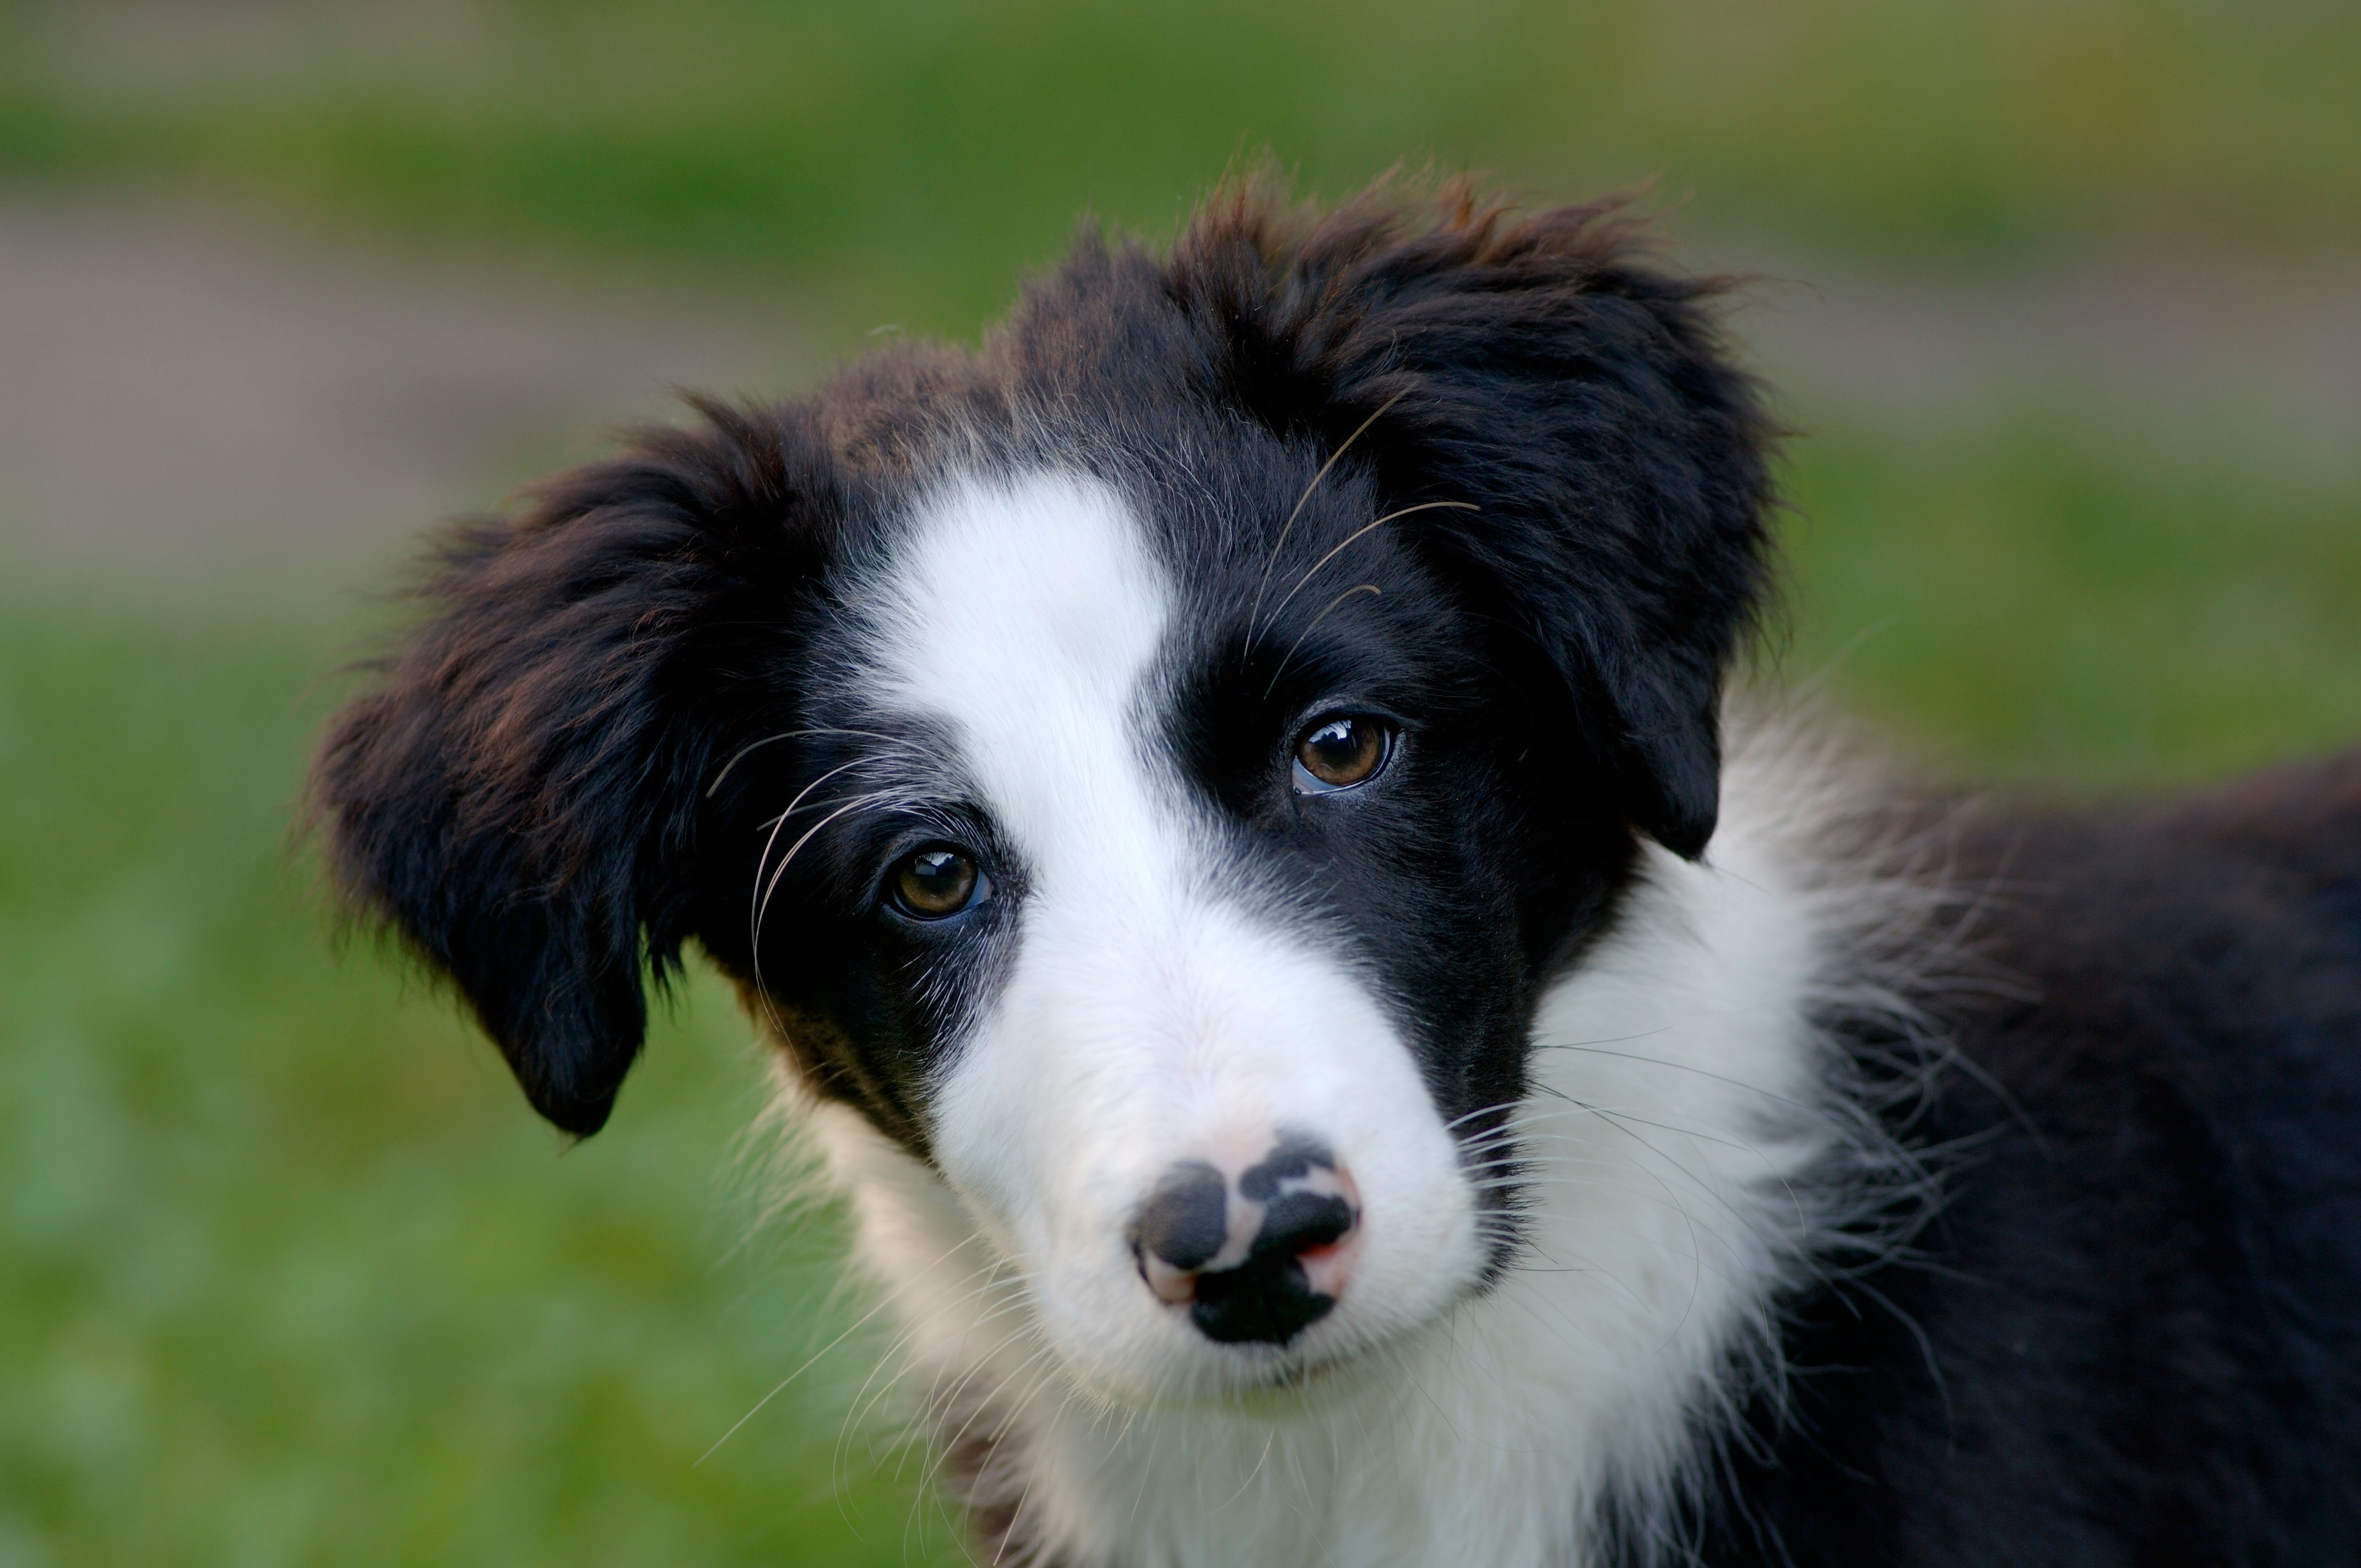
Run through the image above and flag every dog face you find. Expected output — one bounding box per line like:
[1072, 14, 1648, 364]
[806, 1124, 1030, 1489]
[774, 459, 1621, 1396]
[310, 178, 1774, 1402]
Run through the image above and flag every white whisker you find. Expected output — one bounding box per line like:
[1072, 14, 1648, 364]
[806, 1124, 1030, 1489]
[1242, 388, 1407, 653]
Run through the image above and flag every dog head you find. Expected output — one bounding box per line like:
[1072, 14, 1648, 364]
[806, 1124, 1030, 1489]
[310, 177, 1774, 1401]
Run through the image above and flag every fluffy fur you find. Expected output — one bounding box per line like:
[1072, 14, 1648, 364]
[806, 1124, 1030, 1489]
[310, 174, 2361, 1565]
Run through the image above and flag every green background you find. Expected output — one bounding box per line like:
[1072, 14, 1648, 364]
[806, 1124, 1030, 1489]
[2, 3, 2356, 1562]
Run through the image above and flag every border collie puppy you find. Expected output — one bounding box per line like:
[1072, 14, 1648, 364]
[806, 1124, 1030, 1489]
[310, 177, 2361, 1566]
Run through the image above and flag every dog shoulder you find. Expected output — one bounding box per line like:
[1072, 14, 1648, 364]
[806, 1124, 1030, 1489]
[1689, 746, 2361, 1564]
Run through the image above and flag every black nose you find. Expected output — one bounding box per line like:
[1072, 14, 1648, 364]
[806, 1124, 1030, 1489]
[1129, 1137, 1360, 1346]
[1134, 1160, 1230, 1273]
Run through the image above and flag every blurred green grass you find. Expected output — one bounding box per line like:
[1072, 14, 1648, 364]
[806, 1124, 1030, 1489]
[6, 424, 2356, 1559]
[1783, 422, 2361, 783]
[6, 0, 2360, 340]
[0, 603, 962, 1566]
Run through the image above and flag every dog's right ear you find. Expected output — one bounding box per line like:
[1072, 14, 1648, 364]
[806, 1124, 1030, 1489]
[1161, 174, 1777, 861]
[308, 399, 840, 1137]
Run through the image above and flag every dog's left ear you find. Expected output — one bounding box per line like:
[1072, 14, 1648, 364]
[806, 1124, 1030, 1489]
[308, 399, 839, 1136]
[1173, 178, 1777, 859]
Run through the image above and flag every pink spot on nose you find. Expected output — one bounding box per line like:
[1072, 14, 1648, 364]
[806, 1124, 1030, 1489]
[1141, 1251, 1199, 1305]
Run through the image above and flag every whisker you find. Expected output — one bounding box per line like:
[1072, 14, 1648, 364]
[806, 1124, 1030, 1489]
[755, 755, 894, 831]
[707, 725, 929, 797]
[983, 1359, 1078, 1568]
[872, 1311, 1041, 1492]
[1242, 388, 1407, 653]
[846, 1275, 1047, 1495]
[1534, 1041, 1812, 1112]
[848, 1264, 1038, 1444]
[1262, 584, 1381, 700]
[917, 1336, 1064, 1520]
[698, 1231, 1001, 1467]
[1257, 499, 1477, 636]
[1442, 1098, 1528, 1133]
[755, 790, 902, 943]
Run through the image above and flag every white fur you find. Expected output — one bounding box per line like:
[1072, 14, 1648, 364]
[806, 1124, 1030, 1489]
[783, 470, 1869, 1566]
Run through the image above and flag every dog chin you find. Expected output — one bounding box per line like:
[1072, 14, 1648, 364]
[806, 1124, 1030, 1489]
[1047, 1282, 1463, 1413]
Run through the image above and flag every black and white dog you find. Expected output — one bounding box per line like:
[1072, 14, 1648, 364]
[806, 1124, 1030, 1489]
[311, 177, 2361, 1565]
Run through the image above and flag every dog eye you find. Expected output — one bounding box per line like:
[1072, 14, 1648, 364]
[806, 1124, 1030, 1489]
[891, 846, 989, 919]
[1293, 715, 1393, 795]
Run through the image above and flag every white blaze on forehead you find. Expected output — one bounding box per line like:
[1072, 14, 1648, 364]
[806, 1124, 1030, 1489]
[856, 464, 1212, 1231]
[861, 468, 1174, 878]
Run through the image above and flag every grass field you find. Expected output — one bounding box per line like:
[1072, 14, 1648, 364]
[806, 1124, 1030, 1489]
[7, 0, 2361, 339]
[2, 1, 2357, 1560]
[0, 602, 967, 1566]
[1782, 424, 2361, 782]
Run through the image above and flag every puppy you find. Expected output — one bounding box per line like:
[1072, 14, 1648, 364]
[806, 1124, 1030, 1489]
[310, 176, 2361, 1566]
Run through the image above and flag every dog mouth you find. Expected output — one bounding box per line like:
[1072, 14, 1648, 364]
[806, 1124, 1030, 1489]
[1059, 1254, 1469, 1414]
[1177, 1306, 1442, 1410]
[1059, 1327, 1377, 1412]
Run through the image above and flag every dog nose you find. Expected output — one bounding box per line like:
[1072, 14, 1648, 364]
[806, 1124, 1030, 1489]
[1128, 1135, 1361, 1345]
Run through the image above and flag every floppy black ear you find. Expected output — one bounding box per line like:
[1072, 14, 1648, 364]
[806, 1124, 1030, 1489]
[1170, 177, 1777, 858]
[309, 399, 839, 1135]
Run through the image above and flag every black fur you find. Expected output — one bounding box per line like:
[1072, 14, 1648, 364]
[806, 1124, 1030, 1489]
[310, 403, 853, 1133]
[1666, 762, 2361, 1566]
[308, 173, 2361, 1564]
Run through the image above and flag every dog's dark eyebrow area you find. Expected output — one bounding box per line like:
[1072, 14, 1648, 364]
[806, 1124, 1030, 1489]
[298, 166, 2361, 1568]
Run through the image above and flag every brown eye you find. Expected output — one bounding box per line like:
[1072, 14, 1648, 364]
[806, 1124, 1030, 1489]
[892, 846, 986, 919]
[1293, 715, 1392, 794]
